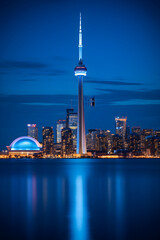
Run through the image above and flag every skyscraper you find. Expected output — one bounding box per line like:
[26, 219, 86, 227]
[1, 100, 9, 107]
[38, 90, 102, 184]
[145, 136, 160, 157]
[155, 130, 160, 137]
[61, 128, 73, 157]
[56, 120, 66, 143]
[66, 109, 78, 151]
[74, 13, 87, 155]
[141, 128, 154, 153]
[142, 129, 154, 137]
[27, 124, 38, 140]
[86, 129, 98, 151]
[96, 134, 108, 152]
[115, 117, 127, 142]
[132, 126, 141, 135]
[101, 130, 112, 153]
[111, 134, 123, 153]
[42, 127, 54, 156]
[129, 133, 141, 155]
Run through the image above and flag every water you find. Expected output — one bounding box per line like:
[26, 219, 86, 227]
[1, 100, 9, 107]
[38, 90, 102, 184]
[0, 158, 160, 240]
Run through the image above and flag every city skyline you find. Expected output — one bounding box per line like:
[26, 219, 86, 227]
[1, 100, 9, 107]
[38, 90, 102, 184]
[3, 117, 160, 158]
[0, 0, 160, 150]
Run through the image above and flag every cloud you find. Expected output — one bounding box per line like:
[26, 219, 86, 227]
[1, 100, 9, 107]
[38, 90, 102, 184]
[47, 69, 68, 76]
[96, 88, 160, 100]
[19, 79, 37, 82]
[111, 99, 160, 105]
[0, 72, 7, 75]
[0, 94, 77, 105]
[0, 60, 68, 77]
[93, 88, 160, 106]
[85, 80, 141, 86]
[1, 89, 160, 108]
[31, 69, 68, 77]
[111, 76, 126, 81]
[22, 102, 68, 106]
[0, 60, 48, 69]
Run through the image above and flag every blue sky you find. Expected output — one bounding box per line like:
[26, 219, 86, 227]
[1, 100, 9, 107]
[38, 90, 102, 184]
[0, 0, 160, 149]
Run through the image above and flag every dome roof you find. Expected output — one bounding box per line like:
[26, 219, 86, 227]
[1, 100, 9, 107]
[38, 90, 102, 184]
[10, 136, 41, 151]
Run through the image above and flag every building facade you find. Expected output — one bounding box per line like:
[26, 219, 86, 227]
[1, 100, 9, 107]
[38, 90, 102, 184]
[132, 126, 141, 135]
[66, 109, 78, 152]
[155, 130, 160, 137]
[61, 128, 73, 157]
[27, 124, 38, 140]
[42, 127, 54, 156]
[141, 129, 154, 153]
[129, 133, 141, 155]
[115, 117, 127, 142]
[145, 136, 160, 157]
[96, 134, 108, 152]
[56, 120, 66, 143]
[86, 129, 99, 151]
[101, 130, 112, 153]
[111, 134, 123, 153]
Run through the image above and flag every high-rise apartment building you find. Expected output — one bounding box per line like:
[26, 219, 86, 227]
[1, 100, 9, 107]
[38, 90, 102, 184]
[61, 128, 73, 157]
[86, 129, 112, 153]
[155, 130, 160, 137]
[115, 117, 127, 142]
[96, 134, 108, 152]
[56, 120, 66, 143]
[145, 136, 160, 157]
[86, 129, 99, 151]
[141, 129, 154, 153]
[112, 134, 123, 153]
[132, 126, 141, 135]
[142, 129, 154, 137]
[27, 124, 38, 140]
[129, 133, 141, 154]
[66, 109, 78, 152]
[101, 130, 112, 153]
[42, 127, 54, 156]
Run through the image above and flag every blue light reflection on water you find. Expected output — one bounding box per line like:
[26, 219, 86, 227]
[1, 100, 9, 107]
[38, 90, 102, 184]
[115, 174, 125, 240]
[0, 158, 160, 240]
[69, 171, 90, 240]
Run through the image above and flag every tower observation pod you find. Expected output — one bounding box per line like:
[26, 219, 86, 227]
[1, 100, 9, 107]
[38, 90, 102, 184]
[74, 13, 87, 155]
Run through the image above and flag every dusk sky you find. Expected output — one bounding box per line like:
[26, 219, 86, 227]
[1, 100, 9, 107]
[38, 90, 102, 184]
[0, 0, 160, 150]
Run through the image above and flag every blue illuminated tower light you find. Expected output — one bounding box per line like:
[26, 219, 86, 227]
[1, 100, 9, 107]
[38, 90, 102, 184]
[74, 13, 87, 155]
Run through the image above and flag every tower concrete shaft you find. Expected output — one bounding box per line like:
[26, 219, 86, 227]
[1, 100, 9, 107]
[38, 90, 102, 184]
[78, 76, 86, 154]
[74, 13, 87, 155]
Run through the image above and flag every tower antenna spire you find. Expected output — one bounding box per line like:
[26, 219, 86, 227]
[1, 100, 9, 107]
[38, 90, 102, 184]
[80, 12, 82, 31]
[79, 12, 82, 62]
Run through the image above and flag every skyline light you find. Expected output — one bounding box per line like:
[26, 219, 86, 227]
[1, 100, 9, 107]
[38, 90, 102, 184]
[0, 0, 160, 150]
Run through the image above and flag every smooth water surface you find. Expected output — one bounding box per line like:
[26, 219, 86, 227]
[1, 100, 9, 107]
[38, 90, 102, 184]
[0, 158, 160, 240]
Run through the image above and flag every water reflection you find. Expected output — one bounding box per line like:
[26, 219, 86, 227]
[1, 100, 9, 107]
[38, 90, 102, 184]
[0, 159, 160, 240]
[115, 174, 125, 240]
[69, 175, 90, 240]
[26, 176, 34, 240]
[42, 178, 47, 211]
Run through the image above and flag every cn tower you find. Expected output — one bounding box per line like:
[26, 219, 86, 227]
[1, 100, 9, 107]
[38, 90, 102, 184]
[74, 13, 87, 155]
